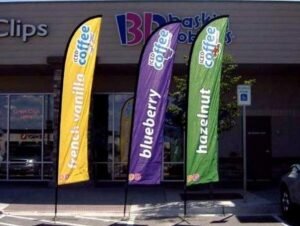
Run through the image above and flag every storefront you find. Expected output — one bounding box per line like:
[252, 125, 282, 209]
[0, 0, 299, 183]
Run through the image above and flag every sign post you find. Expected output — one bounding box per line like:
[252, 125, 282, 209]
[237, 85, 251, 202]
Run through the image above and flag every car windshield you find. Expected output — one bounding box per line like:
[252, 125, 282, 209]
[9, 150, 40, 160]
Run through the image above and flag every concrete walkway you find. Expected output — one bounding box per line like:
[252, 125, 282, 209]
[0, 183, 281, 218]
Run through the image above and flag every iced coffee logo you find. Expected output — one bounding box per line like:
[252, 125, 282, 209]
[0, 18, 48, 42]
[199, 26, 221, 69]
[148, 29, 174, 71]
[73, 24, 96, 66]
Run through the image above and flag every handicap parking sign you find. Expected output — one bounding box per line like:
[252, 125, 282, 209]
[237, 85, 251, 106]
[241, 93, 248, 101]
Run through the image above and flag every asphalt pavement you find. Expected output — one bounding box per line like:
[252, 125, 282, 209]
[0, 182, 281, 218]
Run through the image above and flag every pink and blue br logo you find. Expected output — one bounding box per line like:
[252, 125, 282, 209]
[115, 12, 167, 46]
[115, 12, 233, 46]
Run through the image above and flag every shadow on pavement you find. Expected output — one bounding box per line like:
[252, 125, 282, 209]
[0, 181, 281, 217]
[210, 214, 234, 223]
[181, 192, 243, 200]
[280, 215, 300, 226]
[237, 215, 279, 223]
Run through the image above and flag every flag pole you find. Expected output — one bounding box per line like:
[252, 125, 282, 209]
[184, 40, 190, 217]
[53, 68, 64, 221]
[184, 16, 229, 217]
[120, 98, 134, 219]
[53, 16, 102, 220]
[184, 185, 187, 216]
[123, 182, 129, 218]
[54, 184, 58, 219]
[183, 125, 187, 217]
[122, 96, 137, 218]
[122, 98, 137, 219]
[123, 22, 181, 218]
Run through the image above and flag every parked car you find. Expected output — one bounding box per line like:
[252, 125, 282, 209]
[0, 151, 41, 177]
[280, 164, 300, 217]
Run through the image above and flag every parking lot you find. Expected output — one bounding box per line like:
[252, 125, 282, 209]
[1, 213, 300, 226]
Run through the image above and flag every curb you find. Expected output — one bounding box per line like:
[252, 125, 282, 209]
[0, 201, 280, 218]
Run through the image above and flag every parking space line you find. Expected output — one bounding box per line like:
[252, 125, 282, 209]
[76, 215, 136, 225]
[40, 219, 89, 226]
[2, 214, 90, 226]
[75, 216, 116, 223]
[0, 222, 21, 226]
[272, 215, 291, 226]
[3, 214, 36, 221]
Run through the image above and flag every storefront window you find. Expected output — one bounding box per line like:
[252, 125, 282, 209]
[0, 96, 8, 179]
[43, 95, 54, 179]
[1, 93, 184, 182]
[92, 93, 184, 182]
[9, 95, 43, 179]
[91, 94, 113, 180]
[163, 125, 184, 180]
[0, 94, 54, 181]
[114, 95, 133, 180]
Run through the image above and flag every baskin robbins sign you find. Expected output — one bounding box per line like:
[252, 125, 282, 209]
[115, 12, 233, 46]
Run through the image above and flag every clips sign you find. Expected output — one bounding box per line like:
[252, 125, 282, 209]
[0, 18, 48, 42]
[115, 12, 233, 46]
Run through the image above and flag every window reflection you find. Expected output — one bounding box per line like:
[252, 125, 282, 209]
[92, 93, 184, 182]
[9, 95, 43, 179]
[44, 95, 54, 178]
[10, 95, 43, 130]
[164, 126, 183, 162]
[91, 95, 113, 180]
[114, 95, 133, 180]
[0, 94, 54, 181]
[164, 125, 184, 180]
[0, 93, 185, 182]
[0, 96, 8, 179]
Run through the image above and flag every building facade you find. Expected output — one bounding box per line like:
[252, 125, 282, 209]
[0, 1, 299, 183]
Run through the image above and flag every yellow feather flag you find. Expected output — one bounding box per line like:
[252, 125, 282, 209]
[58, 17, 101, 185]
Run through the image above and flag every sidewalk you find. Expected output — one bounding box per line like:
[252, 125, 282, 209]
[0, 183, 281, 218]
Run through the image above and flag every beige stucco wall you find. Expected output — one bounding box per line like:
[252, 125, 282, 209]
[0, 1, 300, 65]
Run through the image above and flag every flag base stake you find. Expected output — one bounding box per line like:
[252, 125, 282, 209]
[184, 185, 187, 217]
